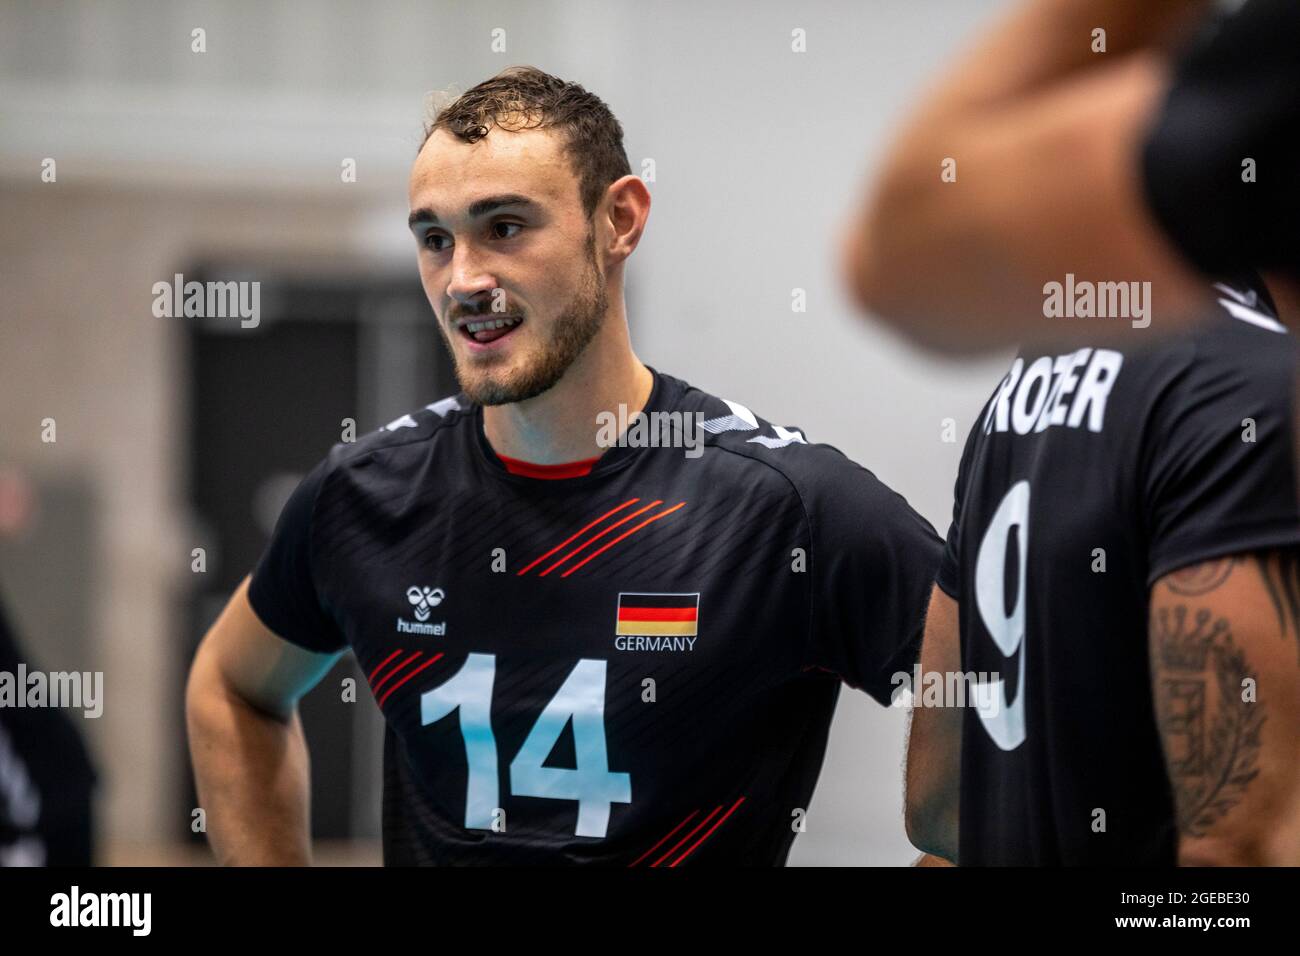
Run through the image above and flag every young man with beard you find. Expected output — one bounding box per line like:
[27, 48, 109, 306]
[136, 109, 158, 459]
[186, 67, 942, 865]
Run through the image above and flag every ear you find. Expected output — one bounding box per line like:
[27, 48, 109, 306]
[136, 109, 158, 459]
[600, 174, 652, 266]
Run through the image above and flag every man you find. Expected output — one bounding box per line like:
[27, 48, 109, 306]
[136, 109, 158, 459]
[186, 67, 942, 865]
[904, 275, 1300, 865]
[841, 0, 1300, 355]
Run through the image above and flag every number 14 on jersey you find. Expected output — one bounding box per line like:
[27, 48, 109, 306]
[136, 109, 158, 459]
[421, 654, 632, 838]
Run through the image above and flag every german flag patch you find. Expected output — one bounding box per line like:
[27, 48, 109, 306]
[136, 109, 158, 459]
[615, 593, 700, 637]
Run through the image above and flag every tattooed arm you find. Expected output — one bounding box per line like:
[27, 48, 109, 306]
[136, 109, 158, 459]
[904, 585, 961, 863]
[1149, 553, 1300, 866]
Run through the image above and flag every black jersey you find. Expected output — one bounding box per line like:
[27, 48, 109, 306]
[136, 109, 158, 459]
[248, 367, 941, 865]
[936, 279, 1300, 865]
[0, 591, 96, 866]
[1142, 0, 1300, 280]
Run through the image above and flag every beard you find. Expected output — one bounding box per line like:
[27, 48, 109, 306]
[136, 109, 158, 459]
[442, 228, 608, 407]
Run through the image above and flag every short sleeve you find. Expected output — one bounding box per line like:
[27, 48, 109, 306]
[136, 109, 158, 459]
[1144, 331, 1300, 586]
[803, 457, 943, 706]
[934, 508, 963, 603]
[247, 458, 349, 654]
[935, 410, 987, 603]
[935, 387, 993, 600]
[1141, 0, 1300, 280]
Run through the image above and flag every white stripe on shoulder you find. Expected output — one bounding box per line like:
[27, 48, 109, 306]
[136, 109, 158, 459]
[1216, 295, 1287, 334]
[425, 395, 463, 417]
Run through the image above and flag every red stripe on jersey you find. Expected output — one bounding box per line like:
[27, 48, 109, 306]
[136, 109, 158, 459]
[651, 805, 721, 867]
[627, 810, 700, 867]
[372, 651, 422, 693]
[560, 502, 686, 577]
[368, 649, 404, 684]
[669, 796, 746, 866]
[516, 498, 641, 576]
[538, 500, 664, 576]
[377, 653, 443, 708]
[617, 607, 697, 622]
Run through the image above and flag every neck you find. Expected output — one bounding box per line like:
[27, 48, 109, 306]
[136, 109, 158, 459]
[482, 325, 653, 465]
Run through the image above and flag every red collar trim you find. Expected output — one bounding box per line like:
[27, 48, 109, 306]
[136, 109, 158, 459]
[496, 453, 602, 479]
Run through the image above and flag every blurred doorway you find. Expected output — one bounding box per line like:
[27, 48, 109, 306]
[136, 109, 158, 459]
[181, 265, 453, 850]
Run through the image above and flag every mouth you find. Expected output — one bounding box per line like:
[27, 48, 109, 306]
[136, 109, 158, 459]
[455, 314, 524, 351]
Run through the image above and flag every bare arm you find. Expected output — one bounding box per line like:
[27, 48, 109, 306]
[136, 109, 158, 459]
[894, 0, 1207, 112]
[1149, 553, 1300, 866]
[1269, 785, 1300, 865]
[185, 575, 342, 865]
[842, 0, 1213, 355]
[903, 585, 961, 862]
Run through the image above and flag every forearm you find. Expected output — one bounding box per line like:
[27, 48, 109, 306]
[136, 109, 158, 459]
[1178, 832, 1277, 867]
[1174, 740, 1300, 866]
[186, 657, 313, 866]
[845, 1, 1217, 353]
[850, 51, 1209, 354]
[923, 0, 1209, 116]
[903, 589, 962, 861]
[904, 706, 961, 861]
[1267, 790, 1300, 865]
[904, 758, 959, 860]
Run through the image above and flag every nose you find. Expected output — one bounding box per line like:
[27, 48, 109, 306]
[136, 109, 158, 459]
[446, 243, 498, 307]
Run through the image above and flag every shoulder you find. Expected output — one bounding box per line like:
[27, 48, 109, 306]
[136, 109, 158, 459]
[1151, 286, 1295, 421]
[314, 391, 474, 485]
[1186, 285, 1293, 375]
[666, 372, 914, 519]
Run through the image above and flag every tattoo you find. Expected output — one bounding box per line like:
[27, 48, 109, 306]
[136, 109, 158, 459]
[1255, 550, 1300, 666]
[1166, 557, 1235, 596]
[1151, 605, 1266, 838]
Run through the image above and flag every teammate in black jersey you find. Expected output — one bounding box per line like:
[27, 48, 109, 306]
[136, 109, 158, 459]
[904, 277, 1300, 865]
[185, 66, 942, 865]
[0, 587, 96, 866]
[835, 0, 1300, 863]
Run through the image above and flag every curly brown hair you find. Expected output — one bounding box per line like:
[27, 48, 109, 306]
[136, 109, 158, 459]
[422, 66, 633, 220]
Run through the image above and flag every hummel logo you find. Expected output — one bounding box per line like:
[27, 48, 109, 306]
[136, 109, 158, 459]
[406, 586, 445, 622]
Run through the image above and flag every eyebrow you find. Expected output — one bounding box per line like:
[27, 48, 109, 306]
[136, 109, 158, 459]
[408, 194, 538, 230]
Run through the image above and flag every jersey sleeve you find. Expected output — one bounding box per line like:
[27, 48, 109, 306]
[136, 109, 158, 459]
[934, 488, 964, 603]
[935, 385, 1002, 603]
[802, 455, 944, 706]
[1143, 330, 1300, 586]
[246, 457, 349, 654]
[935, 411, 987, 602]
[1141, 0, 1300, 280]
